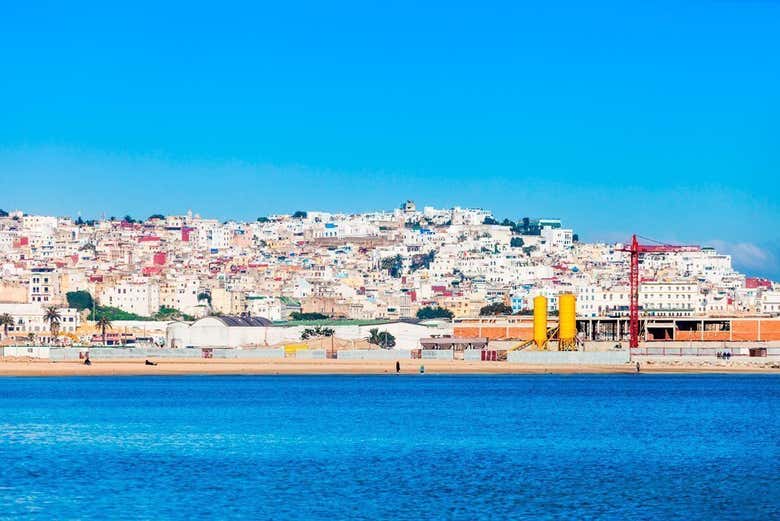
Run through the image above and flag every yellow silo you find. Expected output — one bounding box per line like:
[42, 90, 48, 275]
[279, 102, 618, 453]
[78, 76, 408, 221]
[558, 293, 577, 351]
[533, 295, 548, 350]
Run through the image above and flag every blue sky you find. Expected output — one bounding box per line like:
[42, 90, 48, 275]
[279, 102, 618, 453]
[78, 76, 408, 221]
[1, 1, 778, 277]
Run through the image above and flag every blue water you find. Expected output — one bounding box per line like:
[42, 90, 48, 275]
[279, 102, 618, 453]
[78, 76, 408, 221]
[1, 375, 778, 520]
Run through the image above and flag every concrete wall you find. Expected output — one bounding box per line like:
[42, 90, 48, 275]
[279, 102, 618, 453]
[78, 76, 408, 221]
[295, 349, 327, 360]
[421, 349, 454, 361]
[337, 349, 412, 361]
[463, 349, 484, 361]
[212, 348, 285, 359]
[50, 348, 88, 361]
[87, 347, 204, 360]
[0, 345, 51, 358]
[507, 350, 630, 365]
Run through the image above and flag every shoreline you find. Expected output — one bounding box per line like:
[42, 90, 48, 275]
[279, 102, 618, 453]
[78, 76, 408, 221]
[1, 358, 778, 376]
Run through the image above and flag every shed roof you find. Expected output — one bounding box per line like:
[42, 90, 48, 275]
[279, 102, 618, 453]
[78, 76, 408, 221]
[211, 315, 274, 327]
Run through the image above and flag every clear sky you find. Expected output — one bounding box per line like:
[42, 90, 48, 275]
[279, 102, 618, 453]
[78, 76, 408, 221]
[1, 1, 778, 277]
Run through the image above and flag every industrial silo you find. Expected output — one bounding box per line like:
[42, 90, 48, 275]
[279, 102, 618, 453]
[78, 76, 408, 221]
[533, 295, 548, 350]
[558, 293, 577, 351]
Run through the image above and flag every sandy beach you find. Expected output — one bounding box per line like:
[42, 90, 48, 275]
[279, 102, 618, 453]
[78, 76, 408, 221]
[0, 357, 778, 376]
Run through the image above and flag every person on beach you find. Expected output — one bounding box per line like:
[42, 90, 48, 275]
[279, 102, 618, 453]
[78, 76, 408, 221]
[145, 359, 157, 366]
[395, 361, 400, 374]
[83, 355, 91, 366]
[635, 361, 640, 374]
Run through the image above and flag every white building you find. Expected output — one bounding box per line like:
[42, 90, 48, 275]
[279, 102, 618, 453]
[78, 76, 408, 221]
[0, 303, 80, 339]
[99, 280, 160, 317]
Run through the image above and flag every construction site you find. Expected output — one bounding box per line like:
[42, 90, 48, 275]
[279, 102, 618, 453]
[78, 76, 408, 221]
[448, 236, 780, 363]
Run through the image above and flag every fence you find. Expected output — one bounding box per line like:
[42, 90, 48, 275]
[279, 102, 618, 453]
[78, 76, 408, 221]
[463, 349, 499, 361]
[295, 349, 327, 360]
[213, 348, 285, 359]
[0, 346, 52, 359]
[630, 346, 780, 357]
[337, 349, 412, 361]
[508, 350, 630, 365]
[421, 349, 454, 361]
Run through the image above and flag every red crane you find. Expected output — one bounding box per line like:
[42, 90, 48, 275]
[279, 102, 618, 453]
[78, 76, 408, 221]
[619, 235, 700, 348]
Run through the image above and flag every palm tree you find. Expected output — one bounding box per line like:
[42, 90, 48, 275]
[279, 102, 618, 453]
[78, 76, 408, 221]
[95, 315, 112, 346]
[0, 313, 14, 339]
[43, 307, 61, 343]
[368, 328, 382, 346]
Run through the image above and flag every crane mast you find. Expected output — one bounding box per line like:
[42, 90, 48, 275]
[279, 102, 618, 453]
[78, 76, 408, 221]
[620, 235, 700, 348]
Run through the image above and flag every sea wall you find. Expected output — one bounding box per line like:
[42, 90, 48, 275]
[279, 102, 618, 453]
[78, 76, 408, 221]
[508, 350, 630, 365]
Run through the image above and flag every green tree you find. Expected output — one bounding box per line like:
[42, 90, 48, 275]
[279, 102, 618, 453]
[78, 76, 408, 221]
[0, 209, 8, 217]
[256, 216, 270, 223]
[479, 303, 514, 316]
[410, 251, 436, 272]
[300, 326, 335, 340]
[148, 214, 165, 220]
[89, 306, 147, 321]
[66, 290, 94, 311]
[95, 315, 112, 345]
[510, 237, 525, 248]
[381, 255, 404, 278]
[290, 312, 330, 321]
[154, 306, 194, 321]
[43, 306, 62, 340]
[0, 313, 14, 338]
[367, 328, 396, 349]
[292, 211, 307, 219]
[482, 216, 498, 225]
[416, 306, 454, 320]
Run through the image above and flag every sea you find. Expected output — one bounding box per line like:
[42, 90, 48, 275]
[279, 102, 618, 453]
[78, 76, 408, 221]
[0, 374, 778, 520]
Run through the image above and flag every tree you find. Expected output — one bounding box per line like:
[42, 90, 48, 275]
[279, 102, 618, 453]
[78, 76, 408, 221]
[75, 216, 85, 225]
[197, 292, 212, 305]
[482, 216, 498, 225]
[510, 237, 525, 248]
[367, 328, 396, 349]
[154, 306, 194, 321]
[148, 214, 165, 221]
[43, 306, 61, 340]
[416, 306, 454, 320]
[0, 313, 14, 338]
[381, 255, 404, 278]
[292, 211, 307, 219]
[300, 326, 334, 340]
[0, 209, 8, 217]
[95, 315, 113, 345]
[572, 233, 579, 243]
[66, 290, 94, 311]
[256, 216, 270, 223]
[410, 251, 436, 272]
[479, 303, 513, 316]
[290, 312, 329, 321]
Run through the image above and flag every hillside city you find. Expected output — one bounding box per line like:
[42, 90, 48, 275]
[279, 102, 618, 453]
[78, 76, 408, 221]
[0, 201, 778, 344]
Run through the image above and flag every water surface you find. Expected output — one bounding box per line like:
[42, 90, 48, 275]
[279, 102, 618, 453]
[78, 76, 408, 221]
[1, 375, 778, 520]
